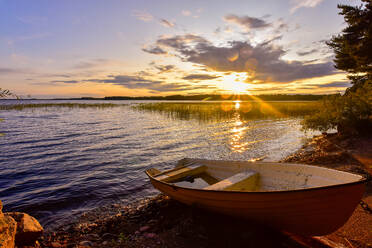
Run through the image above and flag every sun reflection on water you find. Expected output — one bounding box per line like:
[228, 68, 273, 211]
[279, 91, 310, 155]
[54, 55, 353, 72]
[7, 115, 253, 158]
[234, 101, 240, 110]
[229, 113, 250, 153]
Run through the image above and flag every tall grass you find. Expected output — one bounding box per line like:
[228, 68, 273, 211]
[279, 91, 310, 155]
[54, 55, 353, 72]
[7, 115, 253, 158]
[0, 103, 126, 111]
[133, 101, 320, 122]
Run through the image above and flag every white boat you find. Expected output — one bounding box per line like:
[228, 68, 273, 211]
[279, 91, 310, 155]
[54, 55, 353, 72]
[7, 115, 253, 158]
[146, 158, 367, 236]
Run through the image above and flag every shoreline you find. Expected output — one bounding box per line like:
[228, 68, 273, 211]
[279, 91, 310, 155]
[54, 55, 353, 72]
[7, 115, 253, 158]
[15, 134, 372, 247]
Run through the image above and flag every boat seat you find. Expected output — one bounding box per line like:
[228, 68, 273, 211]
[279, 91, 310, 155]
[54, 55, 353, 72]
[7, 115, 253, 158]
[204, 170, 259, 191]
[146, 168, 161, 177]
[155, 164, 207, 183]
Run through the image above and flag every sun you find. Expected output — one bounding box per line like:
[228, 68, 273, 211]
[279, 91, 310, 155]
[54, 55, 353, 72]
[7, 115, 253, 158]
[230, 81, 250, 94]
[218, 72, 250, 94]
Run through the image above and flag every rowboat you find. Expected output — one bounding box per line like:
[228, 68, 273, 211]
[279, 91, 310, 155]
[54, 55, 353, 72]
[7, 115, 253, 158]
[146, 158, 367, 236]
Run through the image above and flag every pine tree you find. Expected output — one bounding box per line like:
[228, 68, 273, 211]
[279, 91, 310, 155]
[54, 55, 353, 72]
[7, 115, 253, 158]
[303, 0, 372, 135]
[327, 0, 372, 91]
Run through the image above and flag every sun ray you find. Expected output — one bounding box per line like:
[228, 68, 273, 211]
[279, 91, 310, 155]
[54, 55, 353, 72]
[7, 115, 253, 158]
[245, 94, 285, 118]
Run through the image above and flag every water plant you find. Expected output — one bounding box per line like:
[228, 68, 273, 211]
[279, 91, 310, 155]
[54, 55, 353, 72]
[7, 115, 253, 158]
[0, 103, 127, 111]
[133, 101, 320, 122]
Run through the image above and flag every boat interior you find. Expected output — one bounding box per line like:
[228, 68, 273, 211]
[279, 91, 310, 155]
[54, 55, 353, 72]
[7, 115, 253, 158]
[147, 158, 364, 192]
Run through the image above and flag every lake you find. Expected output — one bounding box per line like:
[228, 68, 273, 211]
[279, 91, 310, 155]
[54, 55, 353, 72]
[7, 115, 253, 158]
[0, 100, 317, 228]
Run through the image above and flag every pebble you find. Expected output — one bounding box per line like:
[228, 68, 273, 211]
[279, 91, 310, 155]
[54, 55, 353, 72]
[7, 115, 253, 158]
[147, 219, 157, 224]
[85, 233, 99, 240]
[51, 241, 62, 248]
[140, 225, 150, 232]
[102, 233, 116, 240]
[144, 232, 157, 239]
[79, 240, 93, 247]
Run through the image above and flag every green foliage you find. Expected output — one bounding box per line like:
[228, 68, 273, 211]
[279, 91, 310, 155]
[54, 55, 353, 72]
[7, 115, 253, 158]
[302, 81, 372, 134]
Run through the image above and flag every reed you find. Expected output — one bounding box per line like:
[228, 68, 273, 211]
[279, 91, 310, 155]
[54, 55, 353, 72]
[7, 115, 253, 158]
[133, 101, 320, 121]
[0, 103, 126, 111]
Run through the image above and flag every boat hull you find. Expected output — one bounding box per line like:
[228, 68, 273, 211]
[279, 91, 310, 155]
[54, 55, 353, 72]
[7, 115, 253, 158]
[148, 176, 365, 236]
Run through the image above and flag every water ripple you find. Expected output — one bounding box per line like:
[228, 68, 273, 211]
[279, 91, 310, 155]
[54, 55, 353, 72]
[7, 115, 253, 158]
[0, 101, 317, 229]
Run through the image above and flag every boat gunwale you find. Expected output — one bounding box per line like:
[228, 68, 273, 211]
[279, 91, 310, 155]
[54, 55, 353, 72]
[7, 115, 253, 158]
[146, 159, 369, 194]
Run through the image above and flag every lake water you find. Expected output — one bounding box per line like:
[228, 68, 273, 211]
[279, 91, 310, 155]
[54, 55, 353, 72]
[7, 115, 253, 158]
[0, 100, 316, 228]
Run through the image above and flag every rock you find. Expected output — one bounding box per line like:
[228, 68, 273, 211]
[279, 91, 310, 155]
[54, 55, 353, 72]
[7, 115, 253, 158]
[5, 212, 43, 246]
[50, 241, 62, 248]
[85, 233, 99, 240]
[139, 225, 150, 232]
[0, 200, 3, 218]
[66, 242, 77, 248]
[323, 142, 338, 152]
[102, 232, 116, 240]
[79, 240, 93, 247]
[0, 214, 17, 248]
[144, 232, 157, 239]
[147, 219, 157, 224]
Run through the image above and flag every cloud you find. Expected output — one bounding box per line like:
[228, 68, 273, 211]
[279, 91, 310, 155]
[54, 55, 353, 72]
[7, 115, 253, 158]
[72, 59, 117, 69]
[248, 86, 290, 92]
[46, 74, 197, 92]
[224, 14, 271, 31]
[152, 64, 175, 73]
[43, 74, 72, 78]
[182, 10, 192, 16]
[0, 68, 24, 74]
[274, 18, 289, 33]
[50, 80, 80, 84]
[297, 48, 318, 56]
[182, 74, 219, 80]
[290, 0, 324, 13]
[155, 34, 210, 52]
[142, 46, 167, 55]
[132, 10, 153, 22]
[144, 34, 337, 83]
[85, 75, 200, 92]
[314, 81, 352, 88]
[159, 19, 175, 28]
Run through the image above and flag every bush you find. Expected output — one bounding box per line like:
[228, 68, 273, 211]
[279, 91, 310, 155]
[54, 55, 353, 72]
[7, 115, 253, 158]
[302, 81, 372, 136]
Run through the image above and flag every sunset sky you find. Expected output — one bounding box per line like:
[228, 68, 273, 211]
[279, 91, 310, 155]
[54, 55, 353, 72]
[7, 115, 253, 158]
[0, 0, 359, 98]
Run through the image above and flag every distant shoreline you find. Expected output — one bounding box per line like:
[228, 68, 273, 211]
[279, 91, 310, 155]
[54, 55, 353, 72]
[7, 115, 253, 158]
[0, 94, 334, 101]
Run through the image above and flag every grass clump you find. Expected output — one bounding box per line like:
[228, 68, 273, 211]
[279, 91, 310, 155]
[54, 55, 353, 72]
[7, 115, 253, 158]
[133, 101, 320, 122]
[0, 103, 127, 111]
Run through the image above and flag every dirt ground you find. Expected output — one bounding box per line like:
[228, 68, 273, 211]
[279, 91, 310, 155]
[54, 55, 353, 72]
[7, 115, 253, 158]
[283, 133, 372, 248]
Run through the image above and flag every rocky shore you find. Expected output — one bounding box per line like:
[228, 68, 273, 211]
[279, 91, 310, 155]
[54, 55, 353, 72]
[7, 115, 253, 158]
[37, 195, 314, 248]
[0, 201, 43, 248]
[2, 133, 371, 248]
